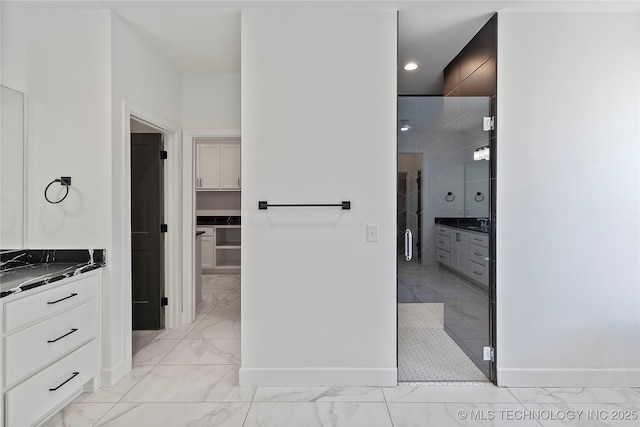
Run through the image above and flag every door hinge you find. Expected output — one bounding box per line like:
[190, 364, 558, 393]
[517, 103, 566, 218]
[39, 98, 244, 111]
[483, 116, 495, 131]
[161, 297, 168, 306]
[483, 346, 495, 361]
[161, 224, 168, 233]
[160, 150, 168, 160]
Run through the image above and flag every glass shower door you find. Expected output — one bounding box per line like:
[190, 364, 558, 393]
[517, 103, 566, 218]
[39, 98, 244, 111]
[397, 95, 494, 382]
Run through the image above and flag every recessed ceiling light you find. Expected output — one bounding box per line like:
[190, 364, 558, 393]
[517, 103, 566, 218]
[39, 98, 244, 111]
[404, 62, 418, 71]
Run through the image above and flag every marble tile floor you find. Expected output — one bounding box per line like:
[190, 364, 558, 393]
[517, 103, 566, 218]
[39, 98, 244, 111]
[43, 274, 640, 426]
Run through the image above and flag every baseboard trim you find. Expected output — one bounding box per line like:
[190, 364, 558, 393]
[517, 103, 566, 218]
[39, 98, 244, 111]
[239, 367, 398, 387]
[498, 368, 640, 387]
[101, 357, 131, 388]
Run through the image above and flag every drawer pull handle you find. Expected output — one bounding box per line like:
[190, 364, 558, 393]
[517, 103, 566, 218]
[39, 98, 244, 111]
[48, 328, 79, 343]
[473, 252, 483, 256]
[49, 372, 79, 391]
[438, 241, 445, 244]
[47, 293, 78, 305]
[473, 271, 483, 276]
[439, 255, 445, 259]
[473, 238, 482, 242]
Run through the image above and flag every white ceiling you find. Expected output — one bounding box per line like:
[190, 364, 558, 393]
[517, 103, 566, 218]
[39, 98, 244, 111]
[16, 1, 639, 95]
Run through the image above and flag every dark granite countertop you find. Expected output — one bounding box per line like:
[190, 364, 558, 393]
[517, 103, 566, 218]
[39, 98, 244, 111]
[435, 217, 489, 234]
[0, 249, 106, 298]
[197, 216, 241, 225]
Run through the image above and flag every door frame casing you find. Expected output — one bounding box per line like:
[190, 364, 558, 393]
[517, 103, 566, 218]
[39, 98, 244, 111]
[181, 128, 241, 325]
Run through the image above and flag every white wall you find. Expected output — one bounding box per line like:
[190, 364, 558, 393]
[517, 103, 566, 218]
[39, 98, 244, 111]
[240, 7, 397, 386]
[24, 7, 115, 384]
[0, 86, 25, 248]
[26, 9, 112, 249]
[497, 11, 640, 387]
[1, 1, 28, 93]
[182, 72, 240, 129]
[110, 13, 181, 384]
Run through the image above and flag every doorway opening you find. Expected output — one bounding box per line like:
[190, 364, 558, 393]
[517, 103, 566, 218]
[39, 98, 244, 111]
[130, 118, 166, 353]
[397, 97, 493, 382]
[396, 14, 497, 384]
[129, 117, 174, 356]
[188, 130, 242, 364]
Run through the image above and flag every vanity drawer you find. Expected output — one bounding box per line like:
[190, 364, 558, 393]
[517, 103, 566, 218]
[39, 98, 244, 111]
[435, 234, 451, 251]
[3, 272, 99, 333]
[196, 226, 214, 237]
[468, 260, 489, 286]
[436, 249, 451, 266]
[469, 243, 489, 267]
[5, 339, 99, 427]
[4, 299, 98, 388]
[436, 226, 451, 237]
[469, 232, 489, 248]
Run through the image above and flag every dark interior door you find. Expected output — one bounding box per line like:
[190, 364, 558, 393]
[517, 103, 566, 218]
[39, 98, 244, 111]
[131, 133, 164, 330]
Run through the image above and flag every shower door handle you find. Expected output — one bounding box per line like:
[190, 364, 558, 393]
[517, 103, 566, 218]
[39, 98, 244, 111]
[404, 229, 413, 261]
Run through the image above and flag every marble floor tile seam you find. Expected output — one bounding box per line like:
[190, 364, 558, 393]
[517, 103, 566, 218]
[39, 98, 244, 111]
[249, 398, 389, 404]
[111, 398, 258, 404]
[93, 402, 252, 427]
[241, 400, 255, 427]
[40, 402, 119, 427]
[507, 388, 640, 405]
[93, 405, 119, 427]
[132, 338, 184, 367]
[385, 402, 545, 427]
[243, 401, 395, 427]
[382, 386, 521, 404]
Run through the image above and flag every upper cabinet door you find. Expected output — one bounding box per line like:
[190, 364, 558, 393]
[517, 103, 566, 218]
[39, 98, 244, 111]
[220, 144, 241, 190]
[198, 144, 221, 189]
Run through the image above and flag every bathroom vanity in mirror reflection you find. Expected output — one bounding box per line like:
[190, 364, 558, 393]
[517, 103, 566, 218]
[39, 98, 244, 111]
[0, 86, 26, 249]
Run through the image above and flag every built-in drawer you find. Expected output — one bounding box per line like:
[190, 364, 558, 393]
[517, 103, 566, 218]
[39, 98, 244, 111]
[196, 226, 214, 237]
[469, 243, 489, 267]
[436, 248, 451, 266]
[4, 272, 99, 333]
[5, 339, 99, 427]
[469, 232, 489, 248]
[468, 260, 489, 286]
[435, 234, 451, 251]
[436, 226, 451, 237]
[4, 299, 99, 388]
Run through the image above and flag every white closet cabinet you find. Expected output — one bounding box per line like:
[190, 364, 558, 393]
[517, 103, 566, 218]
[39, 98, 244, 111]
[196, 140, 240, 191]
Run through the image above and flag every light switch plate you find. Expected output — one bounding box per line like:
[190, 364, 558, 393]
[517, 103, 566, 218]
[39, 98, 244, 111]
[367, 224, 379, 242]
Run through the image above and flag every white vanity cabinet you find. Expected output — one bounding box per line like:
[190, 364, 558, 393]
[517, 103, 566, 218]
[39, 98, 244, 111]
[450, 229, 470, 276]
[198, 225, 241, 272]
[435, 226, 452, 266]
[213, 226, 241, 270]
[197, 226, 215, 270]
[436, 225, 489, 288]
[1, 271, 101, 427]
[196, 140, 241, 191]
[468, 232, 489, 287]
